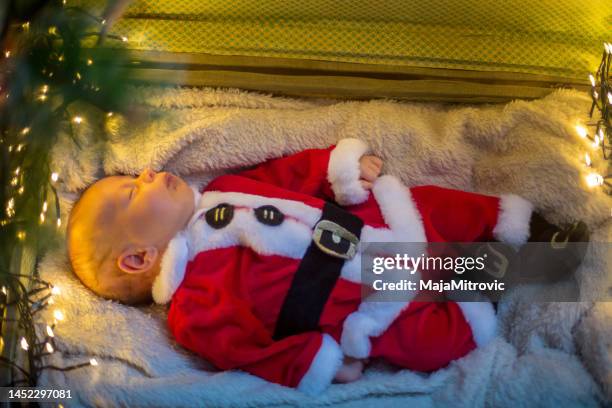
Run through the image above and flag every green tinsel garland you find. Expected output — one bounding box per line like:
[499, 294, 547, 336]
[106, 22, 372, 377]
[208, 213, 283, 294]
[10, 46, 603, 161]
[0, 0, 130, 387]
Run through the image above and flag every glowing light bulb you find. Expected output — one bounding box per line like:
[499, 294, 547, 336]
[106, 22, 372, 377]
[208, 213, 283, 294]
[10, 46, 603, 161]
[51, 286, 60, 296]
[43, 201, 48, 212]
[75, 72, 81, 80]
[40, 213, 46, 223]
[56, 218, 62, 228]
[585, 153, 591, 166]
[4, 51, 10, 58]
[589, 74, 595, 87]
[51, 172, 59, 182]
[586, 173, 604, 187]
[87, 59, 93, 66]
[107, 112, 113, 117]
[7, 198, 15, 218]
[38, 95, 47, 102]
[90, 358, 99, 366]
[101, 19, 107, 25]
[53, 310, 65, 322]
[18, 186, 24, 195]
[21, 127, 30, 135]
[41, 84, 48, 93]
[593, 134, 601, 147]
[121, 36, 128, 42]
[20, 337, 28, 351]
[46, 342, 54, 353]
[1, 286, 6, 295]
[17, 231, 26, 240]
[46, 325, 55, 337]
[575, 125, 588, 138]
[72, 116, 83, 124]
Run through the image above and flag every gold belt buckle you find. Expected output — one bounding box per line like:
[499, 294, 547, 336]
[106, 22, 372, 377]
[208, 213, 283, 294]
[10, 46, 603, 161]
[312, 220, 359, 260]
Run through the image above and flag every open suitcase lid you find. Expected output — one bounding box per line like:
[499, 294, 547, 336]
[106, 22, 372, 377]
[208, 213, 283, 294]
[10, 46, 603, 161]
[75, 0, 610, 101]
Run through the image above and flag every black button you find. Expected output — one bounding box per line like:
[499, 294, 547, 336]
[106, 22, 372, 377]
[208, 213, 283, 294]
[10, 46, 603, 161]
[205, 203, 234, 229]
[254, 205, 284, 226]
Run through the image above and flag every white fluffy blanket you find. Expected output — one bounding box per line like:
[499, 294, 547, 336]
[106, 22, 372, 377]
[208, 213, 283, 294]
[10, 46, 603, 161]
[37, 87, 611, 407]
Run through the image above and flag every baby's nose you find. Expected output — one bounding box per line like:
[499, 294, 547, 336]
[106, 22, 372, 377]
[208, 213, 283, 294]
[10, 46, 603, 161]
[139, 168, 156, 183]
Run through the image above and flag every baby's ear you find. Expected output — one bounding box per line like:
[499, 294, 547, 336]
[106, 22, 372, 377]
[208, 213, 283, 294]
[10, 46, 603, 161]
[117, 246, 159, 274]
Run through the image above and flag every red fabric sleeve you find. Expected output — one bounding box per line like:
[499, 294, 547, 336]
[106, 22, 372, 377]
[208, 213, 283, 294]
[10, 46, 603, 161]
[235, 138, 372, 206]
[168, 283, 326, 389]
[237, 147, 336, 200]
[410, 185, 501, 242]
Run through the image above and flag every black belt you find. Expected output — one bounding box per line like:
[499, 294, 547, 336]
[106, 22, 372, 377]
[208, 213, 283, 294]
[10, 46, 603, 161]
[273, 202, 363, 340]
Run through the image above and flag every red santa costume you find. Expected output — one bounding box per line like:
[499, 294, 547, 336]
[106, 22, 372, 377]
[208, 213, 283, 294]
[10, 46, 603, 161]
[151, 138, 534, 395]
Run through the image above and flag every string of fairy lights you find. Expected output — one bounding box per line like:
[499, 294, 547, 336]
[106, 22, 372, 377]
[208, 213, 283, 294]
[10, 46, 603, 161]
[0, 0, 129, 387]
[1, 276, 98, 387]
[579, 42, 612, 194]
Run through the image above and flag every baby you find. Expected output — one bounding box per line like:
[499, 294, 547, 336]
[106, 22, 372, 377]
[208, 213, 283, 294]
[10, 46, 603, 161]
[67, 138, 588, 394]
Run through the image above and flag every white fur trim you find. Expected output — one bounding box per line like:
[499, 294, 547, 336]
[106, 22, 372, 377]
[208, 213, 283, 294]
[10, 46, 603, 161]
[297, 334, 343, 396]
[188, 191, 322, 259]
[340, 175, 427, 358]
[152, 232, 189, 304]
[199, 191, 321, 226]
[189, 207, 313, 259]
[371, 175, 427, 244]
[457, 301, 497, 347]
[338, 253, 362, 283]
[492, 194, 534, 248]
[360, 225, 395, 243]
[340, 297, 415, 358]
[327, 138, 370, 205]
[340, 272, 420, 358]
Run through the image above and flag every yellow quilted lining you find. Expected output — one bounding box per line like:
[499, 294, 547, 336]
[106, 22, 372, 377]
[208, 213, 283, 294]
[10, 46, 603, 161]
[72, 0, 611, 79]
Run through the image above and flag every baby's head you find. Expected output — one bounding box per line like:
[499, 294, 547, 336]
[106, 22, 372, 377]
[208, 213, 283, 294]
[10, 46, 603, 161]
[67, 169, 195, 304]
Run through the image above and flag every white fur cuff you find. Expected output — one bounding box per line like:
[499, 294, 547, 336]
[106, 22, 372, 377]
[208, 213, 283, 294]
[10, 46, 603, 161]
[340, 312, 377, 358]
[340, 300, 411, 358]
[457, 301, 497, 347]
[492, 194, 534, 248]
[327, 138, 370, 205]
[297, 334, 343, 396]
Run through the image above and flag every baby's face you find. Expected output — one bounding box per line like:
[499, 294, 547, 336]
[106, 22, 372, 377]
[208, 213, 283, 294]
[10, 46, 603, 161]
[69, 169, 195, 303]
[92, 169, 195, 249]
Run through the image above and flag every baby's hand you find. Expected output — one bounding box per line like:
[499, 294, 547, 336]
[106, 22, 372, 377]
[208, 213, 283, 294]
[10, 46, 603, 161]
[334, 357, 365, 383]
[359, 155, 383, 190]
